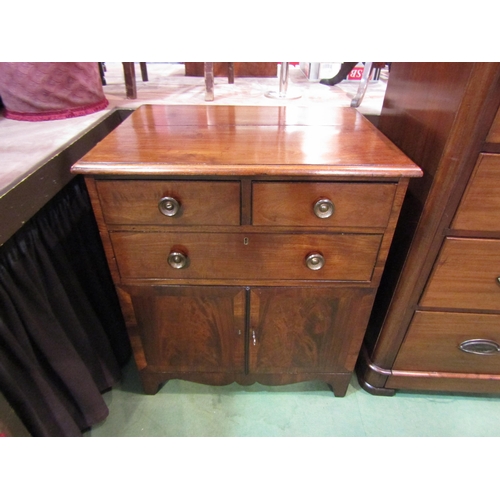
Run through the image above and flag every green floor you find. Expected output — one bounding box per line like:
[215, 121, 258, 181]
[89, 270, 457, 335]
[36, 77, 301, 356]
[84, 360, 500, 437]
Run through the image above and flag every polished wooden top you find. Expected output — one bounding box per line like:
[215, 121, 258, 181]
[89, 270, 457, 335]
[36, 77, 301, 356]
[71, 105, 422, 178]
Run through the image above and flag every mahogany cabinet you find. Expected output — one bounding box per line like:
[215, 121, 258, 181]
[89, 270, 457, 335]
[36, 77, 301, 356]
[357, 63, 500, 395]
[71, 105, 420, 396]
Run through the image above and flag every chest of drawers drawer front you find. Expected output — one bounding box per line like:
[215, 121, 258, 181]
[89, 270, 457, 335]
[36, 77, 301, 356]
[110, 232, 382, 281]
[451, 154, 500, 232]
[96, 180, 241, 226]
[486, 107, 500, 143]
[393, 311, 500, 374]
[252, 182, 397, 228]
[420, 237, 500, 311]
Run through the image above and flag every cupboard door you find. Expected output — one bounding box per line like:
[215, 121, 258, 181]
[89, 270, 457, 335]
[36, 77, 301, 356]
[123, 286, 246, 373]
[248, 287, 374, 374]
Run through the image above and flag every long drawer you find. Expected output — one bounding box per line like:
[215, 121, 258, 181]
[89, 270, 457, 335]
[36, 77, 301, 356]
[451, 154, 500, 232]
[252, 182, 397, 228]
[486, 107, 500, 143]
[96, 180, 241, 226]
[393, 310, 500, 374]
[420, 237, 500, 311]
[110, 232, 382, 281]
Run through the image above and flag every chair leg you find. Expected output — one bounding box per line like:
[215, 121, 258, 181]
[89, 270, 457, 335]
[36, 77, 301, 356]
[228, 63, 234, 84]
[351, 62, 373, 108]
[98, 62, 106, 85]
[140, 62, 148, 82]
[122, 63, 137, 99]
[204, 62, 214, 101]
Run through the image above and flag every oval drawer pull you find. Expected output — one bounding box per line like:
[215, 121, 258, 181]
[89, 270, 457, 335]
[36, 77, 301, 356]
[305, 252, 325, 271]
[158, 196, 180, 217]
[168, 251, 189, 269]
[459, 339, 500, 355]
[313, 198, 334, 219]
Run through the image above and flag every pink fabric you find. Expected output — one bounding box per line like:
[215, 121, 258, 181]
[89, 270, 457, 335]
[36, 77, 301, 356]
[0, 63, 108, 121]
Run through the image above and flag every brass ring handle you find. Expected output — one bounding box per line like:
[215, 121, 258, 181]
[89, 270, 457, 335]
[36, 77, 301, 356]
[459, 339, 500, 355]
[158, 196, 180, 217]
[305, 252, 325, 271]
[168, 251, 189, 269]
[313, 198, 334, 219]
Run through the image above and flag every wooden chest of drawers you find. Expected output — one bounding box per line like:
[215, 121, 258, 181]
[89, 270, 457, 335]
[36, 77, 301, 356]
[357, 63, 500, 395]
[71, 105, 420, 396]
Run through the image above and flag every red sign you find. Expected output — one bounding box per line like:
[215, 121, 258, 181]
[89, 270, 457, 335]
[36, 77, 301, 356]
[347, 67, 364, 80]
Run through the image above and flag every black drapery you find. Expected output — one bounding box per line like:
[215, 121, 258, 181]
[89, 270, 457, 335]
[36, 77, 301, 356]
[0, 176, 130, 436]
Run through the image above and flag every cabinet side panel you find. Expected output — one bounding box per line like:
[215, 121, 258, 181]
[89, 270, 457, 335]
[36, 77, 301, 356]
[84, 177, 121, 283]
[378, 62, 474, 208]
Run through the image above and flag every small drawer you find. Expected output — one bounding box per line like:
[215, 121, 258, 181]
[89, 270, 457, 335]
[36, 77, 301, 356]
[452, 154, 500, 232]
[111, 232, 382, 282]
[393, 311, 500, 374]
[252, 182, 397, 228]
[420, 237, 500, 311]
[96, 180, 241, 226]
